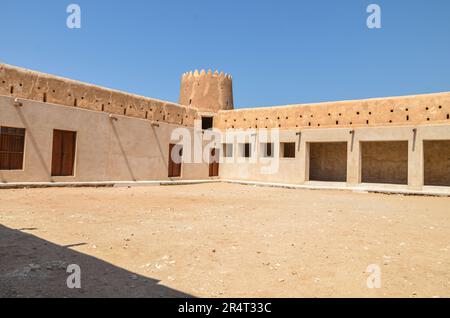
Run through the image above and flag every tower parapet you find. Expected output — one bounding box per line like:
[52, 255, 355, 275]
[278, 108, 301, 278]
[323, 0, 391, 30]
[179, 69, 234, 113]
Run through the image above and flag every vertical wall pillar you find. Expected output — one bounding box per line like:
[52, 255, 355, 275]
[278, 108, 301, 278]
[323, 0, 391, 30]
[347, 130, 360, 185]
[299, 138, 308, 183]
[408, 128, 424, 190]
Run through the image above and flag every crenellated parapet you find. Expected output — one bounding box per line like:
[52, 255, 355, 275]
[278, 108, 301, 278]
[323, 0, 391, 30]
[182, 69, 233, 81]
[179, 69, 234, 112]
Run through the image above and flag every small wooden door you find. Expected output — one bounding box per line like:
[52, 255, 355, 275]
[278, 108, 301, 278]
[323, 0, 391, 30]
[209, 148, 219, 177]
[51, 130, 77, 176]
[168, 144, 182, 178]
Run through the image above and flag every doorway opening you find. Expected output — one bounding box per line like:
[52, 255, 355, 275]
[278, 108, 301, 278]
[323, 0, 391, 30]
[209, 148, 220, 177]
[361, 141, 408, 185]
[168, 144, 183, 178]
[308, 142, 348, 182]
[51, 129, 77, 177]
[424, 140, 450, 186]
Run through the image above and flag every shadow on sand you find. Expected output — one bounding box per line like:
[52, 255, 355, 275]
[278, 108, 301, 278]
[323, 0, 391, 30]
[0, 224, 193, 298]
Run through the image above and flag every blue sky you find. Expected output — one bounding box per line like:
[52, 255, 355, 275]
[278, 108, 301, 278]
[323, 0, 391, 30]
[1, 0, 449, 108]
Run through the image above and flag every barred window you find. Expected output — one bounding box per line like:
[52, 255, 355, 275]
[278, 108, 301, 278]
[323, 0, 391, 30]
[0, 126, 26, 170]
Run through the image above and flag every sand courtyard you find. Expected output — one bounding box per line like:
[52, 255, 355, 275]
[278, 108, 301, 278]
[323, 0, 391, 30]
[1, 183, 449, 298]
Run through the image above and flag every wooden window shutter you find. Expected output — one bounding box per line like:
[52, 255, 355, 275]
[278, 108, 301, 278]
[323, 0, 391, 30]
[0, 126, 26, 170]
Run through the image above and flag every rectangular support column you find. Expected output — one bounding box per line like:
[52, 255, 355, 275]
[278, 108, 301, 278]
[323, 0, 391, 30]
[298, 136, 308, 183]
[347, 132, 360, 185]
[408, 132, 424, 190]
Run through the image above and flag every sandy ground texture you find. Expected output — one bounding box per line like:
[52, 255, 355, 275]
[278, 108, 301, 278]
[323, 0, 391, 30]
[0, 183, 449, 298]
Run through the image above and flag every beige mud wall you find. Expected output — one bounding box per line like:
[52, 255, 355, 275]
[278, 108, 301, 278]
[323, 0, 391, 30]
[309, 142, 347, 182]
[2, 63, 450, 190]
[0, 64, 199, 127]
[214, 88, 450, 189]
[360, 141, 409, 185]
[218, 131, 302, 184]
[0, 96, 209, 183]
[424, 140, 450, 186]
[219, 125, 450, 190]
[215, 92, 450, 130]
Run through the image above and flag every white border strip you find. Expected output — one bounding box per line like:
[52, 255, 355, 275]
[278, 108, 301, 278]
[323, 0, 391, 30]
[0, 179, 449, 197]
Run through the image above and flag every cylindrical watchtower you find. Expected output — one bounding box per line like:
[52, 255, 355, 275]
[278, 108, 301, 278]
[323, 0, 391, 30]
[179, 69, 234, 113]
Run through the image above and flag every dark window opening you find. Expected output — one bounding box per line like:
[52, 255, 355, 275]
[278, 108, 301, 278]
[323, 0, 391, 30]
[240, 143, 251, 158]
[202, 116, 213, 130]
[0, 126, 26, 170]
[261, 143, 274, 158]
[223, 143, 233, 158]
[281, 142, 296, 158]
